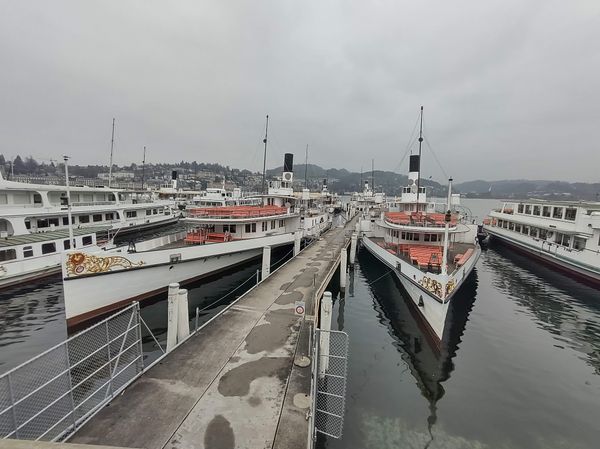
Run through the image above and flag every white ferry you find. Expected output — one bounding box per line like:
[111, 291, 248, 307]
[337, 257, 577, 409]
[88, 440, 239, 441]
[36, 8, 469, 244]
[0, 172, 178, 239]
[61, 153, 326, 327]
[360, 109, 480, 343]
[483, 200, 600, 286]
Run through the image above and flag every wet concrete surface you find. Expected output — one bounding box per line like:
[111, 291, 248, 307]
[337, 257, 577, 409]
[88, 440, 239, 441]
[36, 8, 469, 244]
[70, 218, 356, 449]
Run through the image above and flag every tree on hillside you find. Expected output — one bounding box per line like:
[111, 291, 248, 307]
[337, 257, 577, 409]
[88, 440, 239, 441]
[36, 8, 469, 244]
[12, 156, 25, 174]
[25, 156, 39, 173]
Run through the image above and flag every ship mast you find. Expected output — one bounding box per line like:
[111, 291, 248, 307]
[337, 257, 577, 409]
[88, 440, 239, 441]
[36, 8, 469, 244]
[261, 114, 269, 194]
[416, 106, 423, 212]
[304, 144, 309, 189]
[441, 177, 453, 278]
[108, 118, 115, 188]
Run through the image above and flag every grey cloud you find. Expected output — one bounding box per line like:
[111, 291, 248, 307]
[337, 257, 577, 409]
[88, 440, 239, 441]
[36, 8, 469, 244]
[0, 0, 599, 182]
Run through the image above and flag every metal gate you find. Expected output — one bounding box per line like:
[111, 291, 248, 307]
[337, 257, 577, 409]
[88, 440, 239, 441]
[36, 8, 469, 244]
[0, 302, 144, 442]
[311, 328, 349, 440]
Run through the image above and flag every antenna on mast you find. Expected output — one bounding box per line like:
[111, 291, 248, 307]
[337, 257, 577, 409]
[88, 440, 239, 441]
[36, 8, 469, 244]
[416, 106, 424, 211]
[304, 144, 309, 189]
[261, 115, 269, 194]
[371, 159, 375, 193]
[142, 146, 146, 190]
[108, 118, 115, 188]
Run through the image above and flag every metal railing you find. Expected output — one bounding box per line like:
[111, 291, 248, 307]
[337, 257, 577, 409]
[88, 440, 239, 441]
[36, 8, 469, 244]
[0, 303, 144, 442]
[311, 329, 349, 441]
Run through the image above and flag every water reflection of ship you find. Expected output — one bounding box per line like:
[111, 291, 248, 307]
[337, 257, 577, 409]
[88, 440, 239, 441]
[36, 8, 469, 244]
[485, 244, 600, 375]
[357, 247, 478, 439]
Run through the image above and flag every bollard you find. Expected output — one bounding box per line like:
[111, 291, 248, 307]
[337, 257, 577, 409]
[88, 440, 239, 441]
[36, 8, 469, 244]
[261, 246, 271, 281]
[350, 232, 358, 266]
[166, 283, 180, 352]
[340, 248, 347, 289]
[294, 231, 301, 256]
[177, 288, 190, 342]
[319, 291, 333, 377]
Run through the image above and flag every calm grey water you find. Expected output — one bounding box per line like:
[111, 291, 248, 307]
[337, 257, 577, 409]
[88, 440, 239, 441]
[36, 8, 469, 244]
[1, 200, 599, 448]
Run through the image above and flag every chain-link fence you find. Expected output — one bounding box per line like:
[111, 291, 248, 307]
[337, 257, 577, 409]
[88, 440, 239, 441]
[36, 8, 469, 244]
[312, 328, 349, 440]
[0, 302, 144, 442]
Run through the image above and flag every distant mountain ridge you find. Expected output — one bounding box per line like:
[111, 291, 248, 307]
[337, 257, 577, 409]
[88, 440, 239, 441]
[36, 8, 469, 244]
[454, 179, 600, 201]
[269, 164, 599, 200]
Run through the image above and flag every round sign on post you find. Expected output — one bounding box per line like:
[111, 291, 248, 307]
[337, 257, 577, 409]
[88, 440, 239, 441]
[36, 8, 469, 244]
[295, 301, 306, 316]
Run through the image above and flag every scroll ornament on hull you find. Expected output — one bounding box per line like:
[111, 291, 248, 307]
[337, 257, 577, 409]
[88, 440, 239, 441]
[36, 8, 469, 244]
[418, 276, 443, 298]
[67, 252, 144, 276]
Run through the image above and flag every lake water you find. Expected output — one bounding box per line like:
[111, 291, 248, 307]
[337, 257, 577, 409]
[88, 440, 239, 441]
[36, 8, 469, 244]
[1, 199, 599, 448]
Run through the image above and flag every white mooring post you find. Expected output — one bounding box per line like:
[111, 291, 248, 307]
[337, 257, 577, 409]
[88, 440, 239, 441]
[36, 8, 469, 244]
[350, 232, 358, 266]
[261, 246, 271, 281]
[319, 291, 333, 377]
[340, 248, 347, 289]
[166, 283, 180, 352]
[177, 288, 190, 342]
[294, 231, 302, 256]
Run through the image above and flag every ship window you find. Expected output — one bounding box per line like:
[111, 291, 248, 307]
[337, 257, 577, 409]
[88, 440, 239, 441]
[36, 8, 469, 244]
[555, 232, 570, 247]
[509, 222, 514, 231]
[521, 226, 529, 235]
[552, 207, 564, 219]
[515, 224, 521, 232]
[37, 219, 49, 228]
[245, 223, 257, 233]
[93, 214, 103, 222]
[153, 209, 158, 215]
[23, 246, 33, 258]
[573, 237, 586, 250]
[82, 236, 93, 246]
[62, 217, 69, 226]
[271, 220, 275, 230]
[539, 229, 548, 240]
[0, 249, 17, 261]
[262, 222, 267, 232]
[542, 206, 551, 217]
[530, 228, 538, 238]
[223, 224, 236, 233]
[524, 205, 532, 214]
[503, 221, 508, 229]
[517, 204, 524, 213]
[105, 213, 114, 221]
[533, 205, 541, 216]
[79, 215, 90, 224]
[565, 208, 576, 221]
[49, 218, 59, 227]
[63, 240, 71, 250]
[25, 220, 31, 230]
[126, 211, 137, 218]
[41, 243, 56, 254]
[146, 210, 152, 216]
[33, 193, 42, 204]
[279, 220, 284, 227]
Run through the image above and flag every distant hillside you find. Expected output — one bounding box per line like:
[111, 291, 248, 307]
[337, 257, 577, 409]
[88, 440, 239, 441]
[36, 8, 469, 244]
[268, 164, 447, 197]
[454, 179, 600, 201]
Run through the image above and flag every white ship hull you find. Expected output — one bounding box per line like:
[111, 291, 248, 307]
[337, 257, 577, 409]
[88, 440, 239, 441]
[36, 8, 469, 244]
[361, 235, 479, 342]
[62, 232, 296, 327]
[484, 226, 600, 286]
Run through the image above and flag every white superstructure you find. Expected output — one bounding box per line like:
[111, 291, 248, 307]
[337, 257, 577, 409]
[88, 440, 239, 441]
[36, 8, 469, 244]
[0, 172, 178, 239]
[484, 200, 600, 285]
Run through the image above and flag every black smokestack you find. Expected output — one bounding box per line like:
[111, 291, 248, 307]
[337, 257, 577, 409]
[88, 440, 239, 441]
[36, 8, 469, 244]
[284, 153, 293, 172]
[409, 155, 420, 173]
[171, 170, 178, 180]
[323, 178, 327, 186]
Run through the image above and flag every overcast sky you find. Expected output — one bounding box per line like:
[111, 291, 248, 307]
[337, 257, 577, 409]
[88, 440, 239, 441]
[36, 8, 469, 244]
[1, 0, 599, 182]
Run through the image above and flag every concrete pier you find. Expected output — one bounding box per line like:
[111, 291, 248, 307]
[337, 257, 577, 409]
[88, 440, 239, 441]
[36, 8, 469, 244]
[70, 216, 357, 449]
